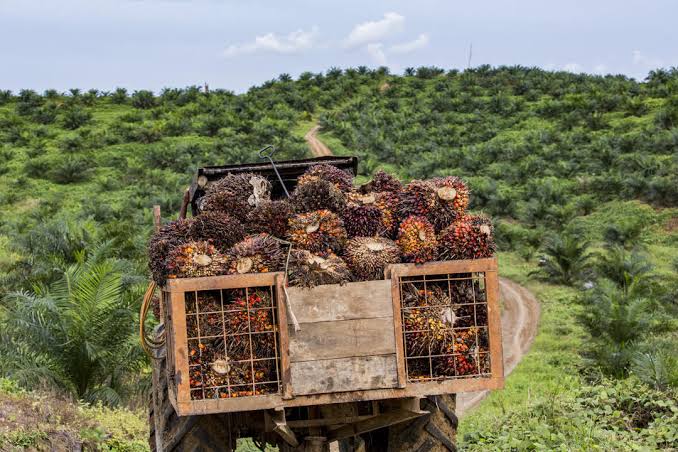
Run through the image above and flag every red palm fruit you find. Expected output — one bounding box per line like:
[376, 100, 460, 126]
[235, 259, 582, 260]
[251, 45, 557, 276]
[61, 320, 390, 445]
[429, 176, 470, 230]
[226, 233, 285, 274]
[437, 214, 496, 260]
[342, 202, 385, 238]
[396, 216, 438, 264]
[287, 209, 347, 254]
[398, 180, 438, 221]
[297, 164, 353, 192]
[359, 170, 403, 194]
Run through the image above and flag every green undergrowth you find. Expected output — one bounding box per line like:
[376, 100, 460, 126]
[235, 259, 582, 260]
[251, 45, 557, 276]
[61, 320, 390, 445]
[458, 252, 678, 450]
[0, 378, 147, 451]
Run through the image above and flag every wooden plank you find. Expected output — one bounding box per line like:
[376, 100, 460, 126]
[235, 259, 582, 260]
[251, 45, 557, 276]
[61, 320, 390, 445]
[170, 291, 190, 405]
[286, 280, 392, 323]
[164, 271, 282, 291]
[387, 257, 497, 277]
[290, 355, 398, 395]
[289, 318, 395, 362]
[275, 275, 293, 400]
[390, 268, 407, 388]
[327, 410, 427, 442]
[485, 270, 505, 379]
[173, 376, 504, 415]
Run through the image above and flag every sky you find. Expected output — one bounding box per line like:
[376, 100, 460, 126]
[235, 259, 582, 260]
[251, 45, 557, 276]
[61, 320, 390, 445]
[0, 0, 676, 93]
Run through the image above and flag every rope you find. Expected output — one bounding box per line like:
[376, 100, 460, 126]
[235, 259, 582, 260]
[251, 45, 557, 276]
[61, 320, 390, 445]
[140, 280, 166, 358]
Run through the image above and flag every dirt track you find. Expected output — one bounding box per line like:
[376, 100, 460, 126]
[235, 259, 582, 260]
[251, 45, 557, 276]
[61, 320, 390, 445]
[305, 125, 333, 157]
[304, 125, 542, 417]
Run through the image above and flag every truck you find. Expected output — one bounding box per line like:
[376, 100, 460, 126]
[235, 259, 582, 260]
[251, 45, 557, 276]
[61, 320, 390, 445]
[144, 155, 504, 452]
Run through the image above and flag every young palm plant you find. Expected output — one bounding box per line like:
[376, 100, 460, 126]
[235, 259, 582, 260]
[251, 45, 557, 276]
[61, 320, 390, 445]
[531, 232, 592, 286]
[0, 256, 143, 406]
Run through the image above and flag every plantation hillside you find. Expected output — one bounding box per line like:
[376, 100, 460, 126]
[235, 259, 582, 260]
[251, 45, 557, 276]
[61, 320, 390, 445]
[1, 66, 677, 450]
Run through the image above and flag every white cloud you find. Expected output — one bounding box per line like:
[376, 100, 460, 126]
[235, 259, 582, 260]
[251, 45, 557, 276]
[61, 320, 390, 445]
[632, 50, 663, 68]
[389, 33, 429, 54]
[563, 62, 582, 73]
[593, 64, 608, 75]
[224, 26, 318, 57]
[345, 12, 404, 48]
[366, 43, 387, 65]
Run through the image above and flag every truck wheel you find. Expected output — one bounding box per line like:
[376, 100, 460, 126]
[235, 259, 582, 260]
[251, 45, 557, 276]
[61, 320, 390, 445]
[149, 350, 236, 452]
[359, 396, 459, 452]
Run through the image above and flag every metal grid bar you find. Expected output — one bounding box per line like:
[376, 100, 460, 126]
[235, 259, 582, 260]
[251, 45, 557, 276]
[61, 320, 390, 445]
[186, 285, 282, 400]
[400, 271, 492, 382]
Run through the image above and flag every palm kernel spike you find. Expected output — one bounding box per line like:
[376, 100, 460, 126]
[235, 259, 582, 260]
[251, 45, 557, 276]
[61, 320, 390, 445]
[291, 178, 347, 213]
[344, 236, 401, 281]
[246, 200, 293, 238]
[288, 250, 352, 288]
[187, 211, 246, 251]
[225, 233, 285, 274]
[166, 241, 229, 279]
[396, 215, 438, 264]
[287, 209, 348, 254]
[297, 163, 353, 192]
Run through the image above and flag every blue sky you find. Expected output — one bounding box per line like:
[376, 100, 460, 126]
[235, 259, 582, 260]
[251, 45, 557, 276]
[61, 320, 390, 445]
[1, 0, 676, 93]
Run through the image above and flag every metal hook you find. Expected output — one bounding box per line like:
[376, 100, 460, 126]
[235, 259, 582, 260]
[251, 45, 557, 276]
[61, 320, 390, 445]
[258, 145, 290, 198]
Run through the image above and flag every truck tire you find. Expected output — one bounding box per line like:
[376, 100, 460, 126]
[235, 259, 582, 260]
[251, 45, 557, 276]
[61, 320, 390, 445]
[357, 396, 459, 452]
[149, 349, 236, 452]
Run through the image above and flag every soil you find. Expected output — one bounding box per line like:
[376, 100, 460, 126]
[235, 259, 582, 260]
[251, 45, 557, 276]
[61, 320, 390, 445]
[305, 125, 333, 157]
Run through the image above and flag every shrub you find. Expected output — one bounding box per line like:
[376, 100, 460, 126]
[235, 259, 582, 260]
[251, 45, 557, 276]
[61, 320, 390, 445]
[61, 106, 92, 130]
[110, 87, 128, 104]
[131, 90, 156, 109]
[49, 156, 92, 183]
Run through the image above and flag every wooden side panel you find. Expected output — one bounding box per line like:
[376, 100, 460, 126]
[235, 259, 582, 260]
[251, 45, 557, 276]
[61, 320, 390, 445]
[170, 291, 190, 406]
[275, 275, 293, 399]
[286, 280, 392, 323]
[389, 269, 407, 388]
[485, 270, 504, 379]
[290, 355, 398, 395]
[164, 272, 282, 292]
[288, 318, 395, 362]
[387, 257, 497, 277]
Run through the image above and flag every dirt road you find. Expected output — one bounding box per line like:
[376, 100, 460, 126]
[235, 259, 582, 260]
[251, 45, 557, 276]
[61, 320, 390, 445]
[305, 125, 333, 157]
[456, 278, 541, 415]
[304, 124, 542, 416]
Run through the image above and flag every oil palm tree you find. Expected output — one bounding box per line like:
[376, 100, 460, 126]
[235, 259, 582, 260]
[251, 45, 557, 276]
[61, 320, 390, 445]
[0, 256, 143, 405]
[531, 232, 592, 285]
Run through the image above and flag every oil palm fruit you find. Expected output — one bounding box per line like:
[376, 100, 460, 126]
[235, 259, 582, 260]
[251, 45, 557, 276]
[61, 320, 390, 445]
[200, 172, 271, 218]
[297, 163, 353, 192]
[246, 200, 293, 238]
[398, 180, 438, 221]
[437, 214, 496, 260]
[429, 176, 470, 230]
[188, 211, 246, 251]
[166, 241, 229, 279]
[287, 209, 347, 254]
[397, 215, 438, 264]
[148, 219, 192, 285]
[226, 233, 285, 274]
[342, 202, 384, 238]
[360, 169, 403, 194]
[291, 178, 346, 213]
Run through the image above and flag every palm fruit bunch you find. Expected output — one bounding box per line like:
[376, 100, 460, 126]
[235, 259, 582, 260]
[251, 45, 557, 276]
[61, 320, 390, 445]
[398, 180, 438, 221]
[200, 173, 271, 218]
[287, 209, 347, 254]
[360, 170, 403, 194]
[187, 211, 246, 251]
[166, 241, 229, 279]
[435, 328, 482, 376]
[342, 202, 384, 238]
[246, 200, 294, 238]
[148, 219, 192, 285]
[429, 176, 470, 230]
[226, 233, 285, 274]
[298, 163, 353, 192]
[288, 250, 352, 288]
[438, 214, 496, 260]
[374, 192, 400, 238]
[396, 216, 438, 264]
[291, 178, 346, 213]
[343, 237, 401, 281]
